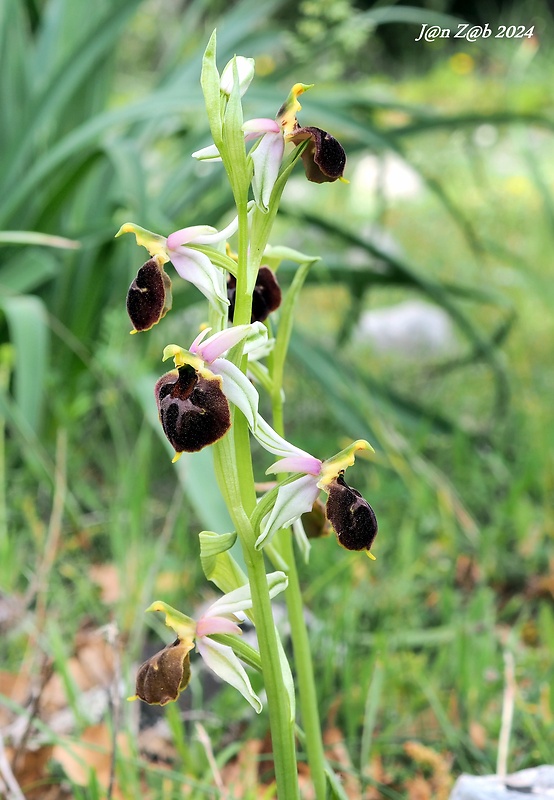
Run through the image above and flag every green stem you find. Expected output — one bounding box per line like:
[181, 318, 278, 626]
[214, 196, 300, 799]
[271, 395, 328, 800]
[213, 425, 299, 799]
[280, 532, 328, 800]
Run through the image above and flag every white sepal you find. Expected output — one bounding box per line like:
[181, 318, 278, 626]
[250, 132, 285, 212]
[220, 56, 255, 97]
[196, 637, 262, 713]
[192, 143, 222, 161]
[253, 416, 315, 459]
[170, 248, 229, 315]
[194, 322, 267, 363]
[206, 571, 287, 618]
[292, 518, 311, 564]
[210, 358, 260, 429]
[257, 474, 320, 549]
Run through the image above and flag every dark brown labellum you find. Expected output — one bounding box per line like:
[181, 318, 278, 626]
[135, 638, 192, 705]
[289, 126, 346, 184]
[325, 473, 378, 551]
[126, 258, 172, 332]
[155, 364, 231, 453]
[227, 266, 282, 323]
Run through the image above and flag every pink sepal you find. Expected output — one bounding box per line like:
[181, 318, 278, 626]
[242, 117, 281, 134]
[194, 325, 253, 364]
[266, 455, 322, 476]
[196, 615, 242, 638]
[167, 225, 215, 250]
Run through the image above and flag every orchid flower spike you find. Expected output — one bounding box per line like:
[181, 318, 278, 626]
[156, 323, 267, 460]
[132, 572, 287, 711]
[253, 417, 378, 555]
[116, 216, 240, 326]
[193, 83, 347, 211]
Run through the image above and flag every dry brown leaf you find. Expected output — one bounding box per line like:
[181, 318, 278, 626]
[52, 723, 129, 798]
[52, 724, 112, 786]
[6, 744, 55, 799]
[527, 572, 554, 598]
[324, 726, 361, 799]
[297, 761, 315, 800]
[89, 564, 121, 604]
[39, 657, 93, 717]
[0, 591, 26, 633]
[363, 754, 394, 798]
[39, 628, 117, 718]
[74, 629, 116, 688]
[219, 738, 266, 798]
[0, 671, 32, 726]
[469, 720, 487, 749]
[406, 774, 432, 800]
[403, 741, 453, 800]
[455, 555, 481, 592]
[138, 721, 178, 765]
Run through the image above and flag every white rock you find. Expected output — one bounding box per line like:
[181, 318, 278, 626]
[450, 767, 554, 799]
[353, 299, 457, 358]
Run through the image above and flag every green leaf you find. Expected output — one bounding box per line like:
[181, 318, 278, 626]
[0, 294, 50, 434]
[0, 249, 60, 294]
[199, 530, 248, 595]
[271, 257, 318, 404]
[221, 57, 249, 201]
[0, 231, 80, 249]
[201, 30, 223, 147]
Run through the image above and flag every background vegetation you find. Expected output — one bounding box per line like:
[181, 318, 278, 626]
[1, 0, 553, 797]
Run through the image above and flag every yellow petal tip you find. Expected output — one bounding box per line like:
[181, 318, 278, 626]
[172, 451, 183, 464]
[366, 551, 376, 561]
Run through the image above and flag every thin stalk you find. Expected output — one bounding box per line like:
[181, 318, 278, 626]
[213, 426, 299, 799]
[272, 396, 328, 800]
[216, 196, 300, 799]
[280, 532, 327, 799]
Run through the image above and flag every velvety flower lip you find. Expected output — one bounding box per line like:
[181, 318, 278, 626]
[155, 365, 231, 456]
[160, 323, 267, 460]
[277, 83, 346, 184]
[126, 255, 172, 332]
[134, 638, 192, 706]
[132, 574, 287, 711]
[228, 266, 282, 323]
[288, 126, 346, 184]
[326, 472, 378, 552]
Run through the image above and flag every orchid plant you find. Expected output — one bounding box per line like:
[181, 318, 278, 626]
[119, 33, 378, 799]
